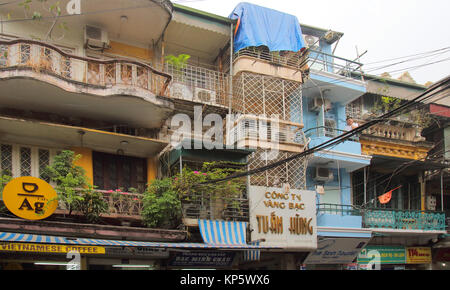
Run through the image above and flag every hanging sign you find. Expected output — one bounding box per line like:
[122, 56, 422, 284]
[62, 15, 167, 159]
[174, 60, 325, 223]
[406, 247, 432, 264]
[248, 185, 317, 250]
[2, 177, 58, 220]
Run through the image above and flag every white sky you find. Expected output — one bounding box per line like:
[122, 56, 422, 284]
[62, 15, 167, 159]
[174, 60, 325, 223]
[174, 0, 450, 85]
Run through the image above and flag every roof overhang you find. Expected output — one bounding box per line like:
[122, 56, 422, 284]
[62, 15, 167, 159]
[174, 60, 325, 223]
[0, 116, 168, 158]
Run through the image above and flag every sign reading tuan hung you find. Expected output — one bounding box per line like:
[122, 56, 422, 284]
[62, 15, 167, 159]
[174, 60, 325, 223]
[249, 185, 317, 250]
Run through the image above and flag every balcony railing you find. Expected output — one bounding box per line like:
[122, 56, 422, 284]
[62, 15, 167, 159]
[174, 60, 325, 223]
[55, 189, 249, 222]
[362, 208, 446, 231]
[165, 62, 230, 108]
[0, 39, 171, 96]
[181, 192, 249, 222]
[317, 203, 361, 216]
[226, 115, 307, 152]
[316, 203, 446, 231]
[308, 48, 363, 80]
[304, 126, 359, 142]
[233, 47, 309, 71]
[362, 123, 422, 142]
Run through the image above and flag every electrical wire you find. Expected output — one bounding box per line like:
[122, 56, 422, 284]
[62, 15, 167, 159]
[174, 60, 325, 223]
[197, 76, 450, 185]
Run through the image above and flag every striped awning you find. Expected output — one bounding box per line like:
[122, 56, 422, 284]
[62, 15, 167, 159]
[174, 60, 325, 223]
[0, 232, 279, 250]
[198, 220, 248, 246]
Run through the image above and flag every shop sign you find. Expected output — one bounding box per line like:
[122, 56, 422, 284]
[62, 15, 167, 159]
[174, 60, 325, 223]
[406, 247, 431, 264]
[248, 185, 317, 250]
[0, 242, 105, 254]
[304, 238, 369, 264]
[168, 251, 235, 267]
[2, 177, 58, 220]
[357, 246, 406, 265]
[106, 247, 169, 258]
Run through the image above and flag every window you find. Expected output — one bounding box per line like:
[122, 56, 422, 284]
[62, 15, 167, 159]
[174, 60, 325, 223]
[93, 151, 147, 192]
[346, 98, 362, 120]
[0, 144, 59, 178]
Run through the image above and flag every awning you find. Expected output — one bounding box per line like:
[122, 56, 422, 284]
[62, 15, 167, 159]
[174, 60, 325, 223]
[198, 220, 248, 246]
[0, 232, 279, 250]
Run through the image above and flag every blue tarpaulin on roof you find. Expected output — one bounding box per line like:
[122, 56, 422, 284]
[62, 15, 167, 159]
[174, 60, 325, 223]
[229, 2, 305, 53]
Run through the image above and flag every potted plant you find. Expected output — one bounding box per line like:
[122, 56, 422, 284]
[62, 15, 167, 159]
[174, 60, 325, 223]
[165, 54, 193, 101]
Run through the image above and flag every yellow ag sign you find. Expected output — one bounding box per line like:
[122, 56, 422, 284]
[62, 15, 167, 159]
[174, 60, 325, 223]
[2, 177, 58, 220]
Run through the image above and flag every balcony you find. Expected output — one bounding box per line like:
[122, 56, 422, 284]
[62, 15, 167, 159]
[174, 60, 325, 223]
[362, 208, 446, 231]
[303, 49, 366, 105]
[0, 39, 171, 95]
[317, 204, 447, 232]
[305, 126, 371, 172]
[232, 47, 308, 83]
[164, 62, 230, 109]
[0, 39, 173, 128]
[226, 115, 306, 153]
[360, 122, 433, 160]
[181, 192, 249, 226]
[308, 49, 363, 78]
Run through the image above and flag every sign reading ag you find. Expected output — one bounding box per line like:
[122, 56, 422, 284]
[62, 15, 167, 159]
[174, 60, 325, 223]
[2, 177, 58, 220]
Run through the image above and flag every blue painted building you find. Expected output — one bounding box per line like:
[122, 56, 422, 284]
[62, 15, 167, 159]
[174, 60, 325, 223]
[301, 25, 372, 268]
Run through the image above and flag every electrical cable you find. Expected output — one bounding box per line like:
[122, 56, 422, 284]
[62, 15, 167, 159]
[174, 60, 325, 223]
[197, 76, 450, 185]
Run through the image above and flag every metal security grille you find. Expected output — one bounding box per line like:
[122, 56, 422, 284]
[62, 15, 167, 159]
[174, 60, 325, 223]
[0, 144, 12, 175]
[232, 72, 303, 124]
[20, 147, 32, 176]
[38, 149, 50, 181]
[247, 149, 309, 190]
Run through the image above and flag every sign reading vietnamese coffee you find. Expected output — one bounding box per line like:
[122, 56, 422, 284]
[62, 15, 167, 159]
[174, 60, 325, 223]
[2, 177, 58, 220]
[249, 185, 317, 250]
[0, 242, 105, 255]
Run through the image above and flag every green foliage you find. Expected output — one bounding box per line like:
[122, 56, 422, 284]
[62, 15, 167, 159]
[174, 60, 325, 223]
[142, 178, 181, 229]
[42, 150, 108, 222]
[141, 161, 246, 229]
[0, 172, 12, 214]
[165, 54, 191, 70]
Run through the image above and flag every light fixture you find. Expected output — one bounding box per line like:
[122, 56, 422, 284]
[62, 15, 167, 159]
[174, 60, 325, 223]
[120, 15, 128, 23]
[34, 262, 69, 266]
[112, 264, 153, 268]
[120, 140, 129, 146]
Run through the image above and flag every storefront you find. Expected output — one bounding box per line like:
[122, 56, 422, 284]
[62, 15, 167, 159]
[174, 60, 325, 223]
[357, 246, 432, 270]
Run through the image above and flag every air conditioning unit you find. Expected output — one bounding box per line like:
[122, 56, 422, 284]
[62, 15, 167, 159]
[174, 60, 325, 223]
[194, 88, 216, 104]
[309, 98, 332, 112]
[313, 167, 334, 182]
[304, 34, 320, 48]
[84, 25, 109, 49]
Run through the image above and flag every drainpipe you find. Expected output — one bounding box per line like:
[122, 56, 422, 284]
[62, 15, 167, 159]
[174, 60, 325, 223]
[441, 170, 444, 212]
[229, 22, 234, 115]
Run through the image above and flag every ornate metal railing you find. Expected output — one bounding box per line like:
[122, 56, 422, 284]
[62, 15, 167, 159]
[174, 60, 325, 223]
[55, 189, 144, 219]
[362, 208, 446, 231]
[316, 204, 446, 231]
[0, 39, 171, 96]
